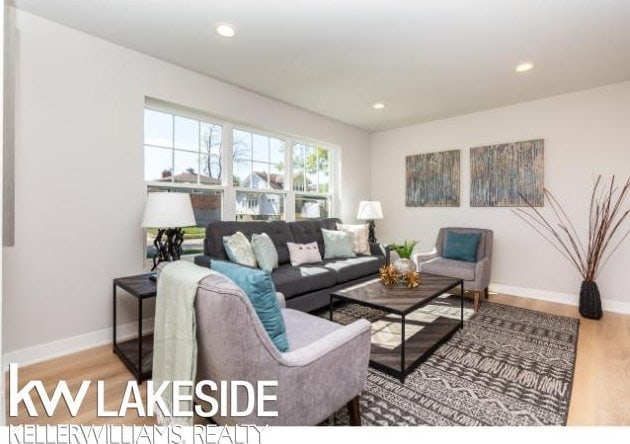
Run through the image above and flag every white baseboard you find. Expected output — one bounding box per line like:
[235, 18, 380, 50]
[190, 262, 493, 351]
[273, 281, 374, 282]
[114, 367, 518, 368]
[2, 318, 154, 370]
[489, 283, 630, 315]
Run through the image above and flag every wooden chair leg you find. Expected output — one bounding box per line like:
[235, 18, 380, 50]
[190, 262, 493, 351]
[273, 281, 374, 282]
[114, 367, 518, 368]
[484, 287, 489, 299]
[347, 396, 361, 426]
[473, 291, 480, 311]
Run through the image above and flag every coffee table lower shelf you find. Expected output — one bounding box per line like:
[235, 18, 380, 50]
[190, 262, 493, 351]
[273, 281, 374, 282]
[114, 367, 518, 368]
[369, 316, 461, 382]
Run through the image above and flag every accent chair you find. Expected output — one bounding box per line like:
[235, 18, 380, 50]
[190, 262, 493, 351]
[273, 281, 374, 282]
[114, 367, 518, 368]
[194, 271, 371, 425]
[413, 227, 493, 310]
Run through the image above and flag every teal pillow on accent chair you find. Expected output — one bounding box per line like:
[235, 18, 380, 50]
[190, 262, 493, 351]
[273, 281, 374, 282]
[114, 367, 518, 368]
[210, 260, 289, 352]
[442, 231, 481, 262]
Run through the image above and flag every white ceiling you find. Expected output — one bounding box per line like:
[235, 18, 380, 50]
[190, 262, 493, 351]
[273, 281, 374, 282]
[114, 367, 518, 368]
[13, 0, 630, 132]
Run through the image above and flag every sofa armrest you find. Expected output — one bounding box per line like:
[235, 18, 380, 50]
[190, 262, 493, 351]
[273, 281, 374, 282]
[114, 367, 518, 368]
[412, 248, 439, 269]
[279, 319, 371, 367]
[369, 242, 385, 257]
[193, 254, 213, 268]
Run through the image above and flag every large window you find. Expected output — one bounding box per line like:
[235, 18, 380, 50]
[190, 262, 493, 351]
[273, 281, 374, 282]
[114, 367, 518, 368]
[293, 144, 332, 220]
[143, 102, 337, 256]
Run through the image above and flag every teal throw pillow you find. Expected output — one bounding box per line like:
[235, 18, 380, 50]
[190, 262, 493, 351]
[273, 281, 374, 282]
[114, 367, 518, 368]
[251, 233, 279, 273]
[223, 231, 257, 267]
[210, 260, 289, 352]
[321, 228, 356, 259]
[443, 231, 481, 263]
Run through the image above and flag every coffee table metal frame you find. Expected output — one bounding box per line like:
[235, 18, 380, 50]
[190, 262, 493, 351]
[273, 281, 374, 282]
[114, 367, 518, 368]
[330, 274, 464, 383]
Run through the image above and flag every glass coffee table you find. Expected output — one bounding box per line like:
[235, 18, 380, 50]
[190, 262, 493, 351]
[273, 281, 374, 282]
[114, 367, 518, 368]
[330, 273, 464, 383]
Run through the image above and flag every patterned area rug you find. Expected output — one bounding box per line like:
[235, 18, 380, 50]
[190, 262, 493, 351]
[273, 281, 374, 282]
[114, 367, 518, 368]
[331, 297, 579, 426]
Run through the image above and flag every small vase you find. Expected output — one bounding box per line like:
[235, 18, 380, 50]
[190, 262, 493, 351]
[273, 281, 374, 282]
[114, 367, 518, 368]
[579, 280, 603, 320]
[393, 258, 416, 275]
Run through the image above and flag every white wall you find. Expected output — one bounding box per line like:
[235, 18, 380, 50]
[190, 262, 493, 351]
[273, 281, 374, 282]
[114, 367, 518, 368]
[371, 81, 630, 313]
[1, 1, 5, 425]
[2, 10, 371, 361]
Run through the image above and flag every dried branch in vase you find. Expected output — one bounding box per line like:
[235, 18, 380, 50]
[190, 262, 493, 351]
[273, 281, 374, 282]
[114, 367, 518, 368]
[512, 175, 630, 282]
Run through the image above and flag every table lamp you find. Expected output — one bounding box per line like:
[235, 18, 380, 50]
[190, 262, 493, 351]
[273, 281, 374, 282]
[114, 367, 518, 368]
[141, 192, 196, 273]
[357, 200, 383, 243]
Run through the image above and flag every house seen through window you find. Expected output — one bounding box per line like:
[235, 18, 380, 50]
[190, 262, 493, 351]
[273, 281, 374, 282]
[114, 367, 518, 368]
[233, 129, 286, 221]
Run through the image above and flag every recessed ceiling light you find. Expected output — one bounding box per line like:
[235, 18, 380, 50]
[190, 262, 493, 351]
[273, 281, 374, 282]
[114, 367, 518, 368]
[515, 62, 534, 73]
[372, 103, 385, 110]
[216, 23, 237, 38]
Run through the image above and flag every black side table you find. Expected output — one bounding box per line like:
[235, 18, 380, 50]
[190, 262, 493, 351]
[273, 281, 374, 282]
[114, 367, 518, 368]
[113, 273, 156, 383]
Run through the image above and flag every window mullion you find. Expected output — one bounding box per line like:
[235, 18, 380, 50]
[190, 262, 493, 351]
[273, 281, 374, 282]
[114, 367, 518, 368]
[170, 114, 175, 183]
[223, 123, 236, 221]
[197, 120, 201, 186]
[285, 139, 295, 221]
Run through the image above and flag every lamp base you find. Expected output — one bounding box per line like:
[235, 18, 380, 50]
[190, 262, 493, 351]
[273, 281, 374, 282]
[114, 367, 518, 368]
[151, 227, 185, 271]
[367, 220, 377, 244]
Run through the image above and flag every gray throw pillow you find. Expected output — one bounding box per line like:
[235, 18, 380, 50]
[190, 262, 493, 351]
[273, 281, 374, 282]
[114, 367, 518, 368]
[322, 228, 356, 259]
[251, 233, 279, 273]
[223, 231, 257, 267]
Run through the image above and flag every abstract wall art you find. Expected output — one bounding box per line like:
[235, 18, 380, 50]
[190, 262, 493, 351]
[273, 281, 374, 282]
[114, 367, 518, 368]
[470, 139, 544, 207]
[406, 149, 460, 207]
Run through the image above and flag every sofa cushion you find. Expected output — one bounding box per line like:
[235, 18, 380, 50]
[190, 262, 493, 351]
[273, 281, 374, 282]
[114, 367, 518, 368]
[419, 257, 476, 281]
[443, 230, 481, 262]
[323, 256, 385, 284]
[210, 260, 289, 352]
[271, 264, 337, 298]
[322, 228, 356, 259]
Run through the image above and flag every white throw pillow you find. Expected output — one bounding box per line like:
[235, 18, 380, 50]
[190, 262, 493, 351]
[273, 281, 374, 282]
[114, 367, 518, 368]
[223, 231, 257, 267]
[337, 223, 370, 255]
[287, 241, 323, 266]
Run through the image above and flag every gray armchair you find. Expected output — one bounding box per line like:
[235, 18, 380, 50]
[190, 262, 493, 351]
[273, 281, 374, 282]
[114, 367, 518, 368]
[194, 271, 371, 426]
[413, 227, 493, 310]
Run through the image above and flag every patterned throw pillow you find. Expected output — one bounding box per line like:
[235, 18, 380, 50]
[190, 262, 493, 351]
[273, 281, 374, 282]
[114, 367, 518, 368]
[337, 223, 370, 255]
[251, 233, 279, 272]
[322, 228, 356, 259]
[287, 242, 323, 266]
[223, 231, 257, 267]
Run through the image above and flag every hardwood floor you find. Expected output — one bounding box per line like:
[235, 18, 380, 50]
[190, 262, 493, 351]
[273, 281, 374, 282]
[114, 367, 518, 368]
[5, 293, 630, 426]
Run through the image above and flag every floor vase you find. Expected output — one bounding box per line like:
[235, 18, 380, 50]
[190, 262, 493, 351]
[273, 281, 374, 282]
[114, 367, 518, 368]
[579, 280, 603, 320]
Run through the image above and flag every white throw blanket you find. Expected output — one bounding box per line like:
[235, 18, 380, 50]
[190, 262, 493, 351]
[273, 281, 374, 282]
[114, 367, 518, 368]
[152, 261, 213, 426]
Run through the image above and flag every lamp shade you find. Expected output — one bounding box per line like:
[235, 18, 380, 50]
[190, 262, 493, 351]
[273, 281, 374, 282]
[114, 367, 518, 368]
[141, 192, 196, 228]
[356, 200, 383, 220]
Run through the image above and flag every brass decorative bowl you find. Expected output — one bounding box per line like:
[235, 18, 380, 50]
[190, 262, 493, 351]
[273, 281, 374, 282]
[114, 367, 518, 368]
[379, 264, 420, 288]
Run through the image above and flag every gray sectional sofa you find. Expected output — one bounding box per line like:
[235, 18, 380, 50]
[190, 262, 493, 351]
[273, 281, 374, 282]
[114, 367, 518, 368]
[194, 218, 387, 312]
